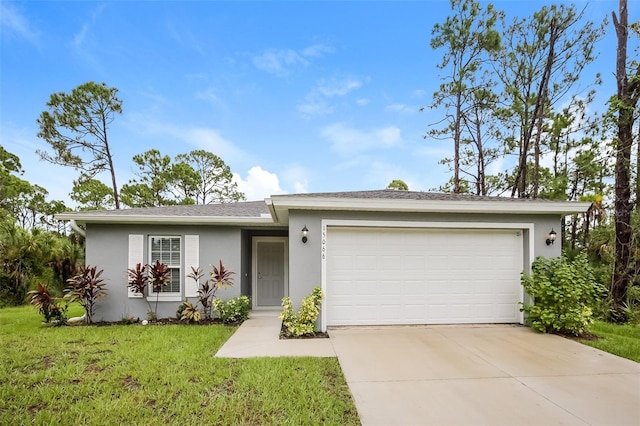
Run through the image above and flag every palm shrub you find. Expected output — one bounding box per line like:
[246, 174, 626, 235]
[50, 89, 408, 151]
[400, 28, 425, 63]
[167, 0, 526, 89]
[210, 260, 235, 290]
[148, 260, 170, 321]
[127, 263, 154, 316]
[280, 286, 323, 337]
[521, 253, 606, 335]
[187, 266, 215, 319]
[27, 282, 68, 325]
[186, 261, 236, 320]
[65, 265, 107, 325]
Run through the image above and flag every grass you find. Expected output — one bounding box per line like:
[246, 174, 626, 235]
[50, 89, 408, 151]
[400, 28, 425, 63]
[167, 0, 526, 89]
[582, 320, 640, 363]
[0, 305, 359, 425]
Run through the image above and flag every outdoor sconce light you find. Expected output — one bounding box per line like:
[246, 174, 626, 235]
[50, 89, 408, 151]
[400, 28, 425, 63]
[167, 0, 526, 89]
[546, 229, 557, 246]
[301, 225, 309, 244]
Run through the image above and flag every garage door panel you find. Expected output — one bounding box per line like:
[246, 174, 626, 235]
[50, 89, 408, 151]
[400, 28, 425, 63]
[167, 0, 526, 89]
[326, 227, 523, 326]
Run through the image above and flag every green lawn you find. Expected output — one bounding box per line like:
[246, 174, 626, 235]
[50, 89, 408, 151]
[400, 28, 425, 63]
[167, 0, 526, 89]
[0, 305, 359, 425]
[583, 320, 640, 363]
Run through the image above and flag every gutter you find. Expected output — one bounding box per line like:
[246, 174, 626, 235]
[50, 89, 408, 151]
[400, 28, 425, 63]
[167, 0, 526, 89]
[69, 220, 86, 237]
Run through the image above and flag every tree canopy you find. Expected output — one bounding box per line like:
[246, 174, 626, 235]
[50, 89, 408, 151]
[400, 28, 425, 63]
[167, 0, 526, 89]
[36, 82, 123, 209]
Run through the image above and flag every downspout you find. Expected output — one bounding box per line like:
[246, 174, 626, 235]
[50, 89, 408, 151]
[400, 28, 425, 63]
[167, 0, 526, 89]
[69, 220, 86, 238]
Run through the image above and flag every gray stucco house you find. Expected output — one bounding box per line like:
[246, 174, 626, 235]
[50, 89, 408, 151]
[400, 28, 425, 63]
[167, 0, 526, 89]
[57, 190, 589, 331]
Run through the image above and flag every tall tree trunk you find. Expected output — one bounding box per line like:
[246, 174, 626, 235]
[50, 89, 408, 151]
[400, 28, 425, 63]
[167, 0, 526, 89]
[475, 118, 486, 196]
[102, 115, 120, 209]
[510, 20, 558, 199]
[454, 92, 462, 193]
[532, 21, 558, 198]
[611, 0, 640, 320]
[636, 120, 640, 204]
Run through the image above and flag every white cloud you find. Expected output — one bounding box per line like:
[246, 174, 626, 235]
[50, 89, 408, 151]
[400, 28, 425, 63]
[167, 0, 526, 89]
[386, 104, 418, 114]
[356, 98, 370, 106]
[233, 166, 286, 201]
[72, 4, 105, 48]
[301, 43, 334, 58]
[252, 43, 334, 76]
[282, 164, 309, 194]
[0, 2, 39, 45]
[252, 48, 306, 75]
[297, 100, 333, 116]
[166, 21, 205, 56]
[195, 87, 222, 105]
[298, 76, 365, 118]
[126, 114, 245, 163]
[315, 77, 362, 97]
[412, 89, 427, 98]
[321, 123, 402, 156]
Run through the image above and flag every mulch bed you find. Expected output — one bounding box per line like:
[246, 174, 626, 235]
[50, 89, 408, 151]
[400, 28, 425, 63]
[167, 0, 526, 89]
[279, 322, 329, 339]
[90, 318, 241, 327]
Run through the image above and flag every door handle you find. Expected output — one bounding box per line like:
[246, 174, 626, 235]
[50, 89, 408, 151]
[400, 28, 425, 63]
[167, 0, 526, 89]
[258, 272, 262, 279]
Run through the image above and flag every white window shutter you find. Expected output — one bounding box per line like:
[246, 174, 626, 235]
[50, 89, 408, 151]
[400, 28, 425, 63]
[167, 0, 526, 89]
[128, 234, 144, 298]
[184, 235, 199, 298]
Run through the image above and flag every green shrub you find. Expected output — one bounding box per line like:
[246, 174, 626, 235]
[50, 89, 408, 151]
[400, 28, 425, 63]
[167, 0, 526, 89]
[521, 253, 605, 335]
[213, 296, 251, 323]
[280, 287, 323, 337]
[121, 315, 140, 325]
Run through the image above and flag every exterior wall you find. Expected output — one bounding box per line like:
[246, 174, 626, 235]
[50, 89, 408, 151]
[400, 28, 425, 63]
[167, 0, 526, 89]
[86, 223, 242, 322]
[287, 209, 563, 311]
[85, 208, 565, 323]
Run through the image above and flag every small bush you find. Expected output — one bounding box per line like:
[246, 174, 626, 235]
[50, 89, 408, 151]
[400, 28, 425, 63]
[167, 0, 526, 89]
[213, 296, 251, 323]
[28, 283, 68, 326]
[66, 265, 107, 325]
[121, 316, 140, 325]
[176, 301, 188, 320]
[280, 287, 323, 337]
[186, 262, 236, 320]
[521, 253, 605, 335]
[180, 301, 202, 324]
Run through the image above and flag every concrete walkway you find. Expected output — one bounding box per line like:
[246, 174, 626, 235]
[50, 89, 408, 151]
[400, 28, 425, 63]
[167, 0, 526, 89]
[214, 310, 335, 358]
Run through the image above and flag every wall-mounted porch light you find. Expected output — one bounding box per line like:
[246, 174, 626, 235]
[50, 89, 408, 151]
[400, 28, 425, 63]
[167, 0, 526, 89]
[301, 225, 309, 244]
[546, 229, 557, 246]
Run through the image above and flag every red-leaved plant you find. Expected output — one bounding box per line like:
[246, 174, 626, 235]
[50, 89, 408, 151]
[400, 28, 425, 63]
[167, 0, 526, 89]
[28, 283, 68, 325]
[186, 261, 236, 320]
[127, 263, 153, 315]
[66, 265, 107, 325]
[148, 260, 171, 320]
[210, 260, 235, 288]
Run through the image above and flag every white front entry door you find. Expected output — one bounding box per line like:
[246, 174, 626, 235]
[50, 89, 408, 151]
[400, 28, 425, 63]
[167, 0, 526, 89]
[252, 237, 288, 308]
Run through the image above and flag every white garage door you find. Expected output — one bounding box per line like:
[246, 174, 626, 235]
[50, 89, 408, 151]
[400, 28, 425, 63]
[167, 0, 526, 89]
[326, 227, 523, 326]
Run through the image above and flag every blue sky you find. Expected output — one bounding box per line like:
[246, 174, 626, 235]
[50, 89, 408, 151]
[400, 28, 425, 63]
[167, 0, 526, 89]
[0, 1, 622, 205]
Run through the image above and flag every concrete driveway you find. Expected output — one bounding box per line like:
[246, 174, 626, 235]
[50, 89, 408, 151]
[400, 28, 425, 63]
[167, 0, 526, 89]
[329, 325, 640, 426]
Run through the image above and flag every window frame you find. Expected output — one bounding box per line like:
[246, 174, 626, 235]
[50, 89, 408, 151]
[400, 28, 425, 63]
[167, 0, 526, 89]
[148, 235, 182, 300]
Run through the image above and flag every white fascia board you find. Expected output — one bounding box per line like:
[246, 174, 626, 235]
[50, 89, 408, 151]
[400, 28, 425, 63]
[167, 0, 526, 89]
[55, 213, 275, 226]
[265, 198, 281, 224]
[270, 197, 591, 215]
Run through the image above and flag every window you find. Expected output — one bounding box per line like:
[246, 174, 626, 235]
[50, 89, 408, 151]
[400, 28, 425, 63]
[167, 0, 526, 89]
[149, 236, 181, 293]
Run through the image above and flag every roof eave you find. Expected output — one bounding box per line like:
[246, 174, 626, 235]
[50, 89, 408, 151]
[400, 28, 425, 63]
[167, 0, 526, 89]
[55, 213, 276, 226]
[270, 197, 591, 215]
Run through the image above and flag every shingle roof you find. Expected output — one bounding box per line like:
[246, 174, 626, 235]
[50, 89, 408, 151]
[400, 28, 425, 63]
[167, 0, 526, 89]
[273, 189, 557, 203]
[56, 189, 590, 224]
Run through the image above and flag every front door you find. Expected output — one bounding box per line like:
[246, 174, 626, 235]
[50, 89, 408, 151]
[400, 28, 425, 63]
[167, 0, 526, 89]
[252, 237, 288, 308]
